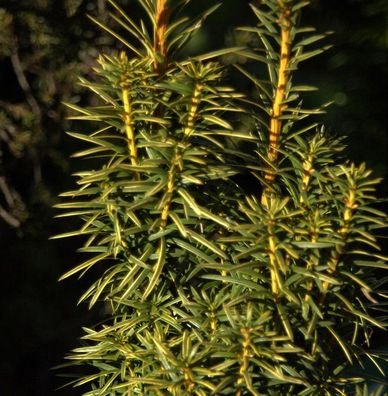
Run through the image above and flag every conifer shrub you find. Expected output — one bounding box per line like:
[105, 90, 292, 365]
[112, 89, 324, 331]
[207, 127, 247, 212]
[55, 1, 387, 394]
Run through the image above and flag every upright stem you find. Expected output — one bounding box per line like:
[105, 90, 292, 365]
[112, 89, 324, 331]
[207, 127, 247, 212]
[154, 0, 170, 75]
[152, 0, 171, 135]
[262, 3, 292, 203]
[267, 220, 280, 298]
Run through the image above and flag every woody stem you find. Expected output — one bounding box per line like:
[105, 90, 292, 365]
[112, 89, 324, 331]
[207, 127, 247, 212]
[154, 0, 170, 75]
[262, 4, 292, 203]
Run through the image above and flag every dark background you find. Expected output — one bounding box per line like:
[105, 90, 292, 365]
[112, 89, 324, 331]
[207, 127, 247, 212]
[0, 0, 386, 394]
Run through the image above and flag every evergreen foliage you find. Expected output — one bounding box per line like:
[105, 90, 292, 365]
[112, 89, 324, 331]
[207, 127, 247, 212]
[56, 1, 387, 394]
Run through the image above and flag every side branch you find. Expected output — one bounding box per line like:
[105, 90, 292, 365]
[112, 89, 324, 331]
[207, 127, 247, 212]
[160, 148, 182, 229]
[121, 82, 139, 179]
[160, 82, 202, 229]
[184, 82, 203, 137]
[319, 190, 354, 305]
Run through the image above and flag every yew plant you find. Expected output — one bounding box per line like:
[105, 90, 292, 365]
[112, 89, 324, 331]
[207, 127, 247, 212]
[55, 0, 387, 395]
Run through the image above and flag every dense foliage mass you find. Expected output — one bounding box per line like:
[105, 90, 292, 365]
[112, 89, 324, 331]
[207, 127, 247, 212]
[32, 0, 388, 395]
[0, 0, 386, 395]
[54, 0, 388, 395]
